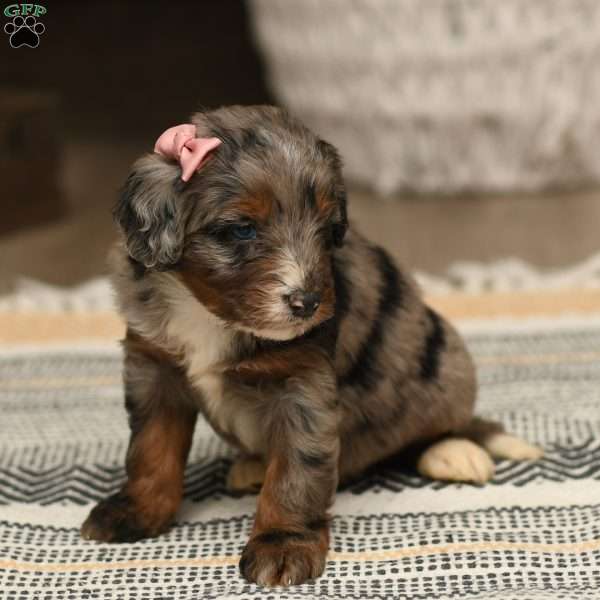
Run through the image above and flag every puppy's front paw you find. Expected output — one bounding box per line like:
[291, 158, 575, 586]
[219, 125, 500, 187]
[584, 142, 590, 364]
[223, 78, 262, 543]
[240, 529, 327, 586]
[81, 492, 158, 543]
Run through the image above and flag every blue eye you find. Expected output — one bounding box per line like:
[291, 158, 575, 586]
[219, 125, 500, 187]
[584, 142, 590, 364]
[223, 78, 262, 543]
[230, 224, 257, 240]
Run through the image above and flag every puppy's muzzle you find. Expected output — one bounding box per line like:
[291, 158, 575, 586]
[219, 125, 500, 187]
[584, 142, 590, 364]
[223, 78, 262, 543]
[285, 289, 321, 320]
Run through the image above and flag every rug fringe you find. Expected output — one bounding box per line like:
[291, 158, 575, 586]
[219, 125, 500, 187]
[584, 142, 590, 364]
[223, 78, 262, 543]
[1, 252, 600, 312]
[416, 252, 600, 295]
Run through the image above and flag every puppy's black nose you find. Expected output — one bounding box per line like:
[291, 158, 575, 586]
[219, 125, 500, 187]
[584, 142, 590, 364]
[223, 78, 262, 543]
[286, 290, 321, 319]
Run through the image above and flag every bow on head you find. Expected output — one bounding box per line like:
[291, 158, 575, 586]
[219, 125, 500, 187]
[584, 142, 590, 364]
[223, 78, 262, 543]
[154, 124, 221, 182]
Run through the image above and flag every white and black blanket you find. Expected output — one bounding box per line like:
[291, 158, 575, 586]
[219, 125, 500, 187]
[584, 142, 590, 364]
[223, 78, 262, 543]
[1, 287, 600, 599]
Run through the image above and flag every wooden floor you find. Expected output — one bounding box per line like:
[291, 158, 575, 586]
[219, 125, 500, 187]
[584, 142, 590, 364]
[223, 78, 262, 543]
[1, 139, 599, 293]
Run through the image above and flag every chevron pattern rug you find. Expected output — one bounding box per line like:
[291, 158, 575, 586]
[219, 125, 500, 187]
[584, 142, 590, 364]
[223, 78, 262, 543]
[2, 281, 600, 599]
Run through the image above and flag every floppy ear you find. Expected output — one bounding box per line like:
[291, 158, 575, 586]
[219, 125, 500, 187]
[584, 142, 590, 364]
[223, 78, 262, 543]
[113, 156, 185, 270]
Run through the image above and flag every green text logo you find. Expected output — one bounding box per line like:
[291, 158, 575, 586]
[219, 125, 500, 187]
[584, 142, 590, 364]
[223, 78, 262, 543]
[4, 4, 46, 18]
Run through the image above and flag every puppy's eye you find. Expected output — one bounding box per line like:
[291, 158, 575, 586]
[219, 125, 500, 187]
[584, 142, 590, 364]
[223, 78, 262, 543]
[230, 224, 257, 241]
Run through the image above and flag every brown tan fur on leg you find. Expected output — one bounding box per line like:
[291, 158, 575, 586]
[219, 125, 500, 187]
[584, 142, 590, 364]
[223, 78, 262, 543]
[240, 455, 331, 586]
[239, 363, 338, 587]
[124, 407, 195, 535]
[81, 333, 197, 542]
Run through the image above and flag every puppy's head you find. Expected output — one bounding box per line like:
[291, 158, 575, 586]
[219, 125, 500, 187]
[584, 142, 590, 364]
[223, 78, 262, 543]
[115, 105, 347, 340]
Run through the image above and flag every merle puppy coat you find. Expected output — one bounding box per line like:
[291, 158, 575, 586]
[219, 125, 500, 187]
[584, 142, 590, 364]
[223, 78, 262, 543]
[81, 105, 542, 586]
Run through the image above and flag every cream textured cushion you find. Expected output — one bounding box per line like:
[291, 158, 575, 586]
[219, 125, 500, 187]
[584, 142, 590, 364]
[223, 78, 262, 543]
[249, 0, 600, 195]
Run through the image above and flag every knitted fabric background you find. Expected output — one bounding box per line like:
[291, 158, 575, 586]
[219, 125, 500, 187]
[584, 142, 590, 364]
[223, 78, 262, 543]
[248, 0, 600, 195]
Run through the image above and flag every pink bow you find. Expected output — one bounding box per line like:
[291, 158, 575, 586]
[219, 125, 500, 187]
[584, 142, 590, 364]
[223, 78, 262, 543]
[153, 124, 222, 182]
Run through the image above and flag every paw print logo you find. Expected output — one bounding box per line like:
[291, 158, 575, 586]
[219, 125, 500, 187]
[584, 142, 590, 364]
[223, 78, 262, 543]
[4, 15, 45, 48]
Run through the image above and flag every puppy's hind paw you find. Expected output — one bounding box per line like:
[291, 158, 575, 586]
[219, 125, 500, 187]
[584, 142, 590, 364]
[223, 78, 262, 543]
[482, 433, 544, 461]
[417, 438, 495, 485]
[227, 456, 265, 494]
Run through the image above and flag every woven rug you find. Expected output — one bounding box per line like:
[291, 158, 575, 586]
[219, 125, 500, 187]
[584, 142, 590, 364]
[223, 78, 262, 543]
[2, 260, 600, 599]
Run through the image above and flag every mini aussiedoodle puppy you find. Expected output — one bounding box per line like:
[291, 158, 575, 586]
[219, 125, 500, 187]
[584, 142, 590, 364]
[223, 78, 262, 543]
[81, 105, 542, 586]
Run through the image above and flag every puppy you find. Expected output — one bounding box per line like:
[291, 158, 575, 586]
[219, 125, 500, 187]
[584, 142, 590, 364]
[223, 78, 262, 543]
[81, 105, 542, 586]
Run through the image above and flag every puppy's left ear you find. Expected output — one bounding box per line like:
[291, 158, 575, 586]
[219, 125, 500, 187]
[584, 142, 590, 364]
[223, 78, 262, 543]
[113, 156, 185, 270]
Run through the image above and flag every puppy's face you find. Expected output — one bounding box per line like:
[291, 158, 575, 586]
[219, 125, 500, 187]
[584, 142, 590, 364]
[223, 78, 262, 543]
[179, 178, 344, 341]
[116, 106, 347, 341]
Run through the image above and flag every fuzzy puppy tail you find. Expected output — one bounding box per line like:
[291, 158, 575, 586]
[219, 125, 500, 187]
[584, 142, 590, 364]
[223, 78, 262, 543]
[416, 418, 543, 485]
